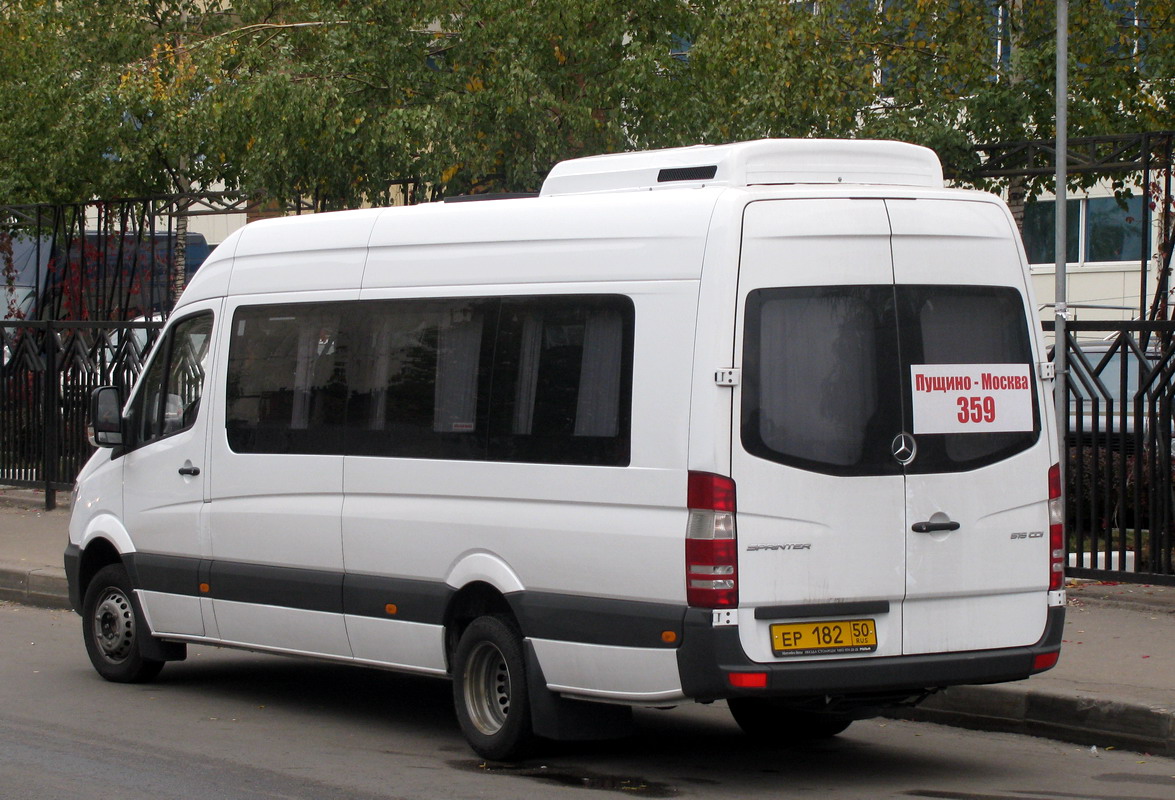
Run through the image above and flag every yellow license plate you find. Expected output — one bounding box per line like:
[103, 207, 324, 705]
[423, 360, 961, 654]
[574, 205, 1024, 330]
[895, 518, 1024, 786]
[770, 619, 878, 656]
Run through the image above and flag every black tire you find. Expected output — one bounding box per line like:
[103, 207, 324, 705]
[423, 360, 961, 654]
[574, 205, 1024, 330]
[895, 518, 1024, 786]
[728, 697, 852, 741]
[81, 563, 165, 683]
[452, 615, 535, 761]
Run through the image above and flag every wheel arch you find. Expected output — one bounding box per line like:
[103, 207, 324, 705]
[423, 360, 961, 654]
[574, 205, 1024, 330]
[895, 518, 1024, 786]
[443, 551, 526, 671]
[442, 581, 518, 672]
[74, 513, 136, 605]
[78, 536, 123, 603]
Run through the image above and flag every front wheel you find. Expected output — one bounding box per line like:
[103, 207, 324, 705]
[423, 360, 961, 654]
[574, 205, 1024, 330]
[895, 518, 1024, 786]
[81, 563, 164, 683]
[728, 697, 852, 741]
[452, 615, 534, 761]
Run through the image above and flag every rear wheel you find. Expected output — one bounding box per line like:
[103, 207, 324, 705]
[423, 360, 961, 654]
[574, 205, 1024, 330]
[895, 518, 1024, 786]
[452, 615, 534, 761]
[728, 697, 852, 741]
[81, 563, 164, 683]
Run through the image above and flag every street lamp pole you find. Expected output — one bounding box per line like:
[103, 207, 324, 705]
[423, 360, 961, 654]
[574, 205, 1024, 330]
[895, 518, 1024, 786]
[1055, 0, 1068, 488]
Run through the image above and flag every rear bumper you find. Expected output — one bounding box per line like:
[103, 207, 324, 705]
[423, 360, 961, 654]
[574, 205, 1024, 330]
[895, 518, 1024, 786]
[677, 605, 1065, 701]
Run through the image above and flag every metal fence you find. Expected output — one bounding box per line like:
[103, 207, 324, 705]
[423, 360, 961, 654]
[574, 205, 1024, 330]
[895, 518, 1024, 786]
[1055, 321, 1175, 585]
[0, 320, 160, 508]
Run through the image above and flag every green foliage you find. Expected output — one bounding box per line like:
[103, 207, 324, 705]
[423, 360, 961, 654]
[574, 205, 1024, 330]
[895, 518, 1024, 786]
[417, 0, 696, 194]
[0, 1, 241, 201]
[674, 0, 1175, 192]
[0, 1, 1172, 206]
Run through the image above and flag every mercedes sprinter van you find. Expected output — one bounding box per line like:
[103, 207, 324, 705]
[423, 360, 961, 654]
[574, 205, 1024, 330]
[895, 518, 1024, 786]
[67, 139, 1064, 759]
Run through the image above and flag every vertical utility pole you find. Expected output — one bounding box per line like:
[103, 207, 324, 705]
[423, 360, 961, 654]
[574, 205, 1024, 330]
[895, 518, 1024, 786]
[1054, 0, 1068, 486]
[170, 10, 192, 309]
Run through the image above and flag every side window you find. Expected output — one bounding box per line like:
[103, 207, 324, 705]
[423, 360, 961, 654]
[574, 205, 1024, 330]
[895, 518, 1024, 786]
[489, 295, 633, 465]
[226, 295, 634, 466]
[346, 298, 494, 460]
[134, 312, 213, 447]
[347, 294, 633, 465]
[226, 304, 346, 454]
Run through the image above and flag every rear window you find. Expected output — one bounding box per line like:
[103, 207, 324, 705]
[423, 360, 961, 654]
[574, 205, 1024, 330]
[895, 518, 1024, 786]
[742, 285, 1039, 476]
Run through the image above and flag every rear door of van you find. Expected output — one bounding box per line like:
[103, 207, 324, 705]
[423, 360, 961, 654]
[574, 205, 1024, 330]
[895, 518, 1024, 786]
[732, 196, 1051, 666]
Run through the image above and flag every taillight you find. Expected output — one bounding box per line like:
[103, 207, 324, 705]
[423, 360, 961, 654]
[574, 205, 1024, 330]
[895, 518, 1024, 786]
[686, 471, 737, 608]
[1048, 463, 1064, 591]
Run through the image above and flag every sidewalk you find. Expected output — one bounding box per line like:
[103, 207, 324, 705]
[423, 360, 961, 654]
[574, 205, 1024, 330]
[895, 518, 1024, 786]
[1, 487, 1172, 757]
[0, 488, 73, 609]
[892, 580, 1175, 757]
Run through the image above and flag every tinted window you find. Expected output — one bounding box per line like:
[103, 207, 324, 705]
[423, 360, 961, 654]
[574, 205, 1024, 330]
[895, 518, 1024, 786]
[897, 286, 1039, 472]
[345, 298, 495, 461]
[226, 304, 347, 454]
[133, 312, 213, 447]
[742, 285, 1038, 476]
[1022, 199, 1079, 264]
[226, 295, 633, 466]
[741, 286, 902, 476]
[1086, 196, 1147, 263]
[488, 296, 633, 465]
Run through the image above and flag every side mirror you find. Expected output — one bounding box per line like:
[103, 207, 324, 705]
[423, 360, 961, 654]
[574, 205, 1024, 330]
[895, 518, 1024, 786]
[88, 386, 125, 448]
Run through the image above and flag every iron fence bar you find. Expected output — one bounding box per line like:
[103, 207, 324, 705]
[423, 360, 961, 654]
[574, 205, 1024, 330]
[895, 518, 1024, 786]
[40, 322, 57, 509]
[1049, 321, 1175, 332]
[1067, 568, 1175, 586]
[2, 320, 158, 331]
[974, 131, 1175, 178]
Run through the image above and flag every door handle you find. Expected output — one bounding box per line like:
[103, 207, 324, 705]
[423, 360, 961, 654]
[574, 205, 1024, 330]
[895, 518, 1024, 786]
[911, 520, 960, 533]
[178, 465, 201, 476]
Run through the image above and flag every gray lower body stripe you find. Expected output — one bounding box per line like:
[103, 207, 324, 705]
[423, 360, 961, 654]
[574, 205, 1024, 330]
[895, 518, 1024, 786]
[511, 591, 684, 649]
[127, 552, 685, 649]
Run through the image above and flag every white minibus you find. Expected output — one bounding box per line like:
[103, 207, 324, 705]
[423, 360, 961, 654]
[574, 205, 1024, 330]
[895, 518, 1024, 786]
[67, 139, 1065, 759]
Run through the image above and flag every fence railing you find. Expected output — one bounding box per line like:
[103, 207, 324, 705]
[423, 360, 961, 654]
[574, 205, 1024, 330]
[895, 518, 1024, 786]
[0, 320, 161, 508]
[1051, 321, 1175, 585]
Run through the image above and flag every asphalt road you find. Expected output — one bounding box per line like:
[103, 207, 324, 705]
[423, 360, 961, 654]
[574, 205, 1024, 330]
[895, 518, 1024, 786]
[3, 602, 1174, 800]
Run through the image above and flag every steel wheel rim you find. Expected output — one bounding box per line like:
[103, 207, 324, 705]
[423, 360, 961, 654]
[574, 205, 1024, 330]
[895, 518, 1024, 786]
[464, 640, 510, 736]
[92, 588, 135, 663]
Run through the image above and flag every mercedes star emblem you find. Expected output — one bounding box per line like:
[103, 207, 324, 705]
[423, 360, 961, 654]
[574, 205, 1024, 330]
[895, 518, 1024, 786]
[892, 432, 917, 465]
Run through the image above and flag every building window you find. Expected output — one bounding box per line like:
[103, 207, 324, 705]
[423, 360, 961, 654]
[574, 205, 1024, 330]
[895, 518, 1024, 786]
[1022, 196, 1149, 266]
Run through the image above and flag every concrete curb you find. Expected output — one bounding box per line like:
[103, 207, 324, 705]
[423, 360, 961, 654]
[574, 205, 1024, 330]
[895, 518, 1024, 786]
[1073, 592, 1175, 616]
[0, 560, 72, 610]
[887, 684, 1175, 757]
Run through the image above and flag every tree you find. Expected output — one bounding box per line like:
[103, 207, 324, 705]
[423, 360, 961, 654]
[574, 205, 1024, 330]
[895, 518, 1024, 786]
[660, 0, 1175, 192]
[0, 2, 239, 203]
[414, 0, 697, 195]
[0, 1, 131, 203]
[207, 1, 438, 209]
[1, 1, 1171, 208]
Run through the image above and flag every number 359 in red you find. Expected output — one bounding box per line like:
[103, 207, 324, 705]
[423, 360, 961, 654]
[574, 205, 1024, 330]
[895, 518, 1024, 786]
[956, 395, 996, 423]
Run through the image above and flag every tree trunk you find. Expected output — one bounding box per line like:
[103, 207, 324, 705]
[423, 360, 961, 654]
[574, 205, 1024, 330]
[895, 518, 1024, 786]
[171, 201, 189, 308]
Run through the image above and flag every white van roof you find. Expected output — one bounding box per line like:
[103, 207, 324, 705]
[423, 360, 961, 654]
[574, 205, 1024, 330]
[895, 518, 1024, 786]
[540, 138, 944, 196]
[178, 139, 953, 307]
